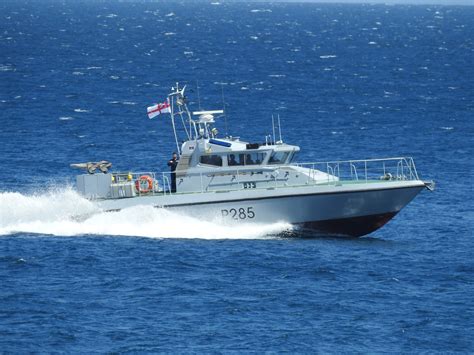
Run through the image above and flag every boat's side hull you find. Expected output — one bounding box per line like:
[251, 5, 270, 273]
[298, 211, 398, 237]
[96, 181, 425, 237]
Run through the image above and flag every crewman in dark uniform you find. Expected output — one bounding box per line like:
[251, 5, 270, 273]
[167, 152, 179, 193]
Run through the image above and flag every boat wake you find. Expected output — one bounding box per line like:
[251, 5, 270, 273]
[0, 188, 291, 239]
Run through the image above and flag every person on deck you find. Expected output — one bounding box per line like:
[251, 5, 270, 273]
[167, 152, 179, 193]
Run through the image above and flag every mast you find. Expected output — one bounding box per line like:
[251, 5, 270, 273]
[169, 94, 181, 156]
[168, 82, 225, 148]
[168, 82, 200, 155]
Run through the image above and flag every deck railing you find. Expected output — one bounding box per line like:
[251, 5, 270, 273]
[295, 157, 420, 184]
[109, 157, 420, 197]
[111, 171, 172, 196]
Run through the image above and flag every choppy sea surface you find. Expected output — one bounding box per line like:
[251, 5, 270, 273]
[1, 1, 473, 352]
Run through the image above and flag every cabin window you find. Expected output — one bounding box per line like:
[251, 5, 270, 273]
[200, 154, 222, 166]
[268, 151, 290, 165]
[227, 152, 266, 166]
[243, 152, 266, 165]
[227, 154, 244, 166]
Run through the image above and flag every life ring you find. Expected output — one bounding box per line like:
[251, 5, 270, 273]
[135, 175, 153, 193]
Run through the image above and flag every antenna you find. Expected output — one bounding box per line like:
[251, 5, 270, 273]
[169, 95, 181, 156]
[271, 114, 276, 145]
[196, 80, 202, 110]
[277, 114, 283, 143]
[221, 83, 229, 137]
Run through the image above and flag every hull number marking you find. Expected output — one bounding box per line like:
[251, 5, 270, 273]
[221, 207, 255, 220]
[243, 182, 257, 189]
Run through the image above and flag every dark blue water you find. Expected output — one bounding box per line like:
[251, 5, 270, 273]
[1, 1, 473, 352]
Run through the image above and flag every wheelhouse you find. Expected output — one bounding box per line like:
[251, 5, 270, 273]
[195, 145, 299, 169]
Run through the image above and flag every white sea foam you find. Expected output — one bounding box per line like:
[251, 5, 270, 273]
[250, 9, 272, 13]
[0, 64, 15, 72]
[0, 189, 291, 239]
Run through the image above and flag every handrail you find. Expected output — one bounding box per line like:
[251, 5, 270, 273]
[108, 156, 422, 197]
[350, 163, 359, 181]
[295, 156, 412, 166]
[162, 173, 171, 195]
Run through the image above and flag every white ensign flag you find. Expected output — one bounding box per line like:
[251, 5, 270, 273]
[147, 99, 171, 119]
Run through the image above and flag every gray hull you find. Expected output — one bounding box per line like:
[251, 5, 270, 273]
[96, 180, 425, 237]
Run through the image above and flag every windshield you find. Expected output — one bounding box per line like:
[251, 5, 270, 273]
[268, 151, 290, 165]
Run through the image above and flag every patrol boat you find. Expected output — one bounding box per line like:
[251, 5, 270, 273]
[72, 83, 434, 237]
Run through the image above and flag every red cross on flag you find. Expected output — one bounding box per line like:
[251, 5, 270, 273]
[147, 99, 171, 119]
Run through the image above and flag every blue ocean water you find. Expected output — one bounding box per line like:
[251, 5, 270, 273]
[1, 1, 473, 352]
